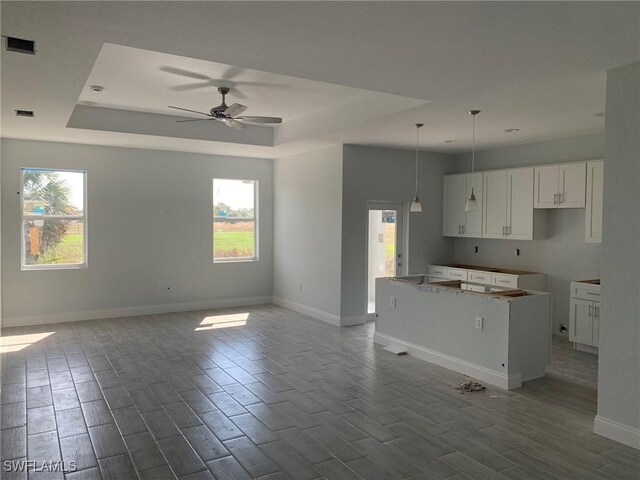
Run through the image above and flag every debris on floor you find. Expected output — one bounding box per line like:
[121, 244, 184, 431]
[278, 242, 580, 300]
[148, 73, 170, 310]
[456, 381, 486, 393]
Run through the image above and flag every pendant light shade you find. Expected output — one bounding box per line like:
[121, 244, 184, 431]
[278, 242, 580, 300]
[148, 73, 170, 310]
[465, 110, 481, 212]
[411, 123, 424, 213]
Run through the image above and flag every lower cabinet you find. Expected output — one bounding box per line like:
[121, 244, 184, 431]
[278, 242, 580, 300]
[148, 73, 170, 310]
[569, 299, 600, 347]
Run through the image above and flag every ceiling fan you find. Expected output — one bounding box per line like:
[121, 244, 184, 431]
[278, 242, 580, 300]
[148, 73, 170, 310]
[168, 87, 282, 130]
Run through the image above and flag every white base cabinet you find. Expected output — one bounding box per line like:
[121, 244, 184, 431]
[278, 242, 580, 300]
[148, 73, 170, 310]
[569, 280, 600, 349]
[428, 264, 546, 292]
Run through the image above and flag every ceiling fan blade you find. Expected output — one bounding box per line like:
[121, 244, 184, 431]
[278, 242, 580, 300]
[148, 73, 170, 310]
[236, 116, 282, 124]
[160, 66, 211, 81]
[224, 103, 247, 117]
[171, 82, 215, 91]
[168, 106, 212, 116]
[176, 118, 210, 123]
[223, 118, 246, 130]
[222, 66, 245, 80]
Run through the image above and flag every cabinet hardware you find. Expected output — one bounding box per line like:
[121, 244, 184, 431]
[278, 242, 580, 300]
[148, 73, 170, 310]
[553, 193, 557, 204]
[588, 304, 593, 317]
[559, 193, 564, 204]
[595, 305, 599, 317]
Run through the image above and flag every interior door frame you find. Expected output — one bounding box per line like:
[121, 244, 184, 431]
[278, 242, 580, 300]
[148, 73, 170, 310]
[365, 201, 408, 315]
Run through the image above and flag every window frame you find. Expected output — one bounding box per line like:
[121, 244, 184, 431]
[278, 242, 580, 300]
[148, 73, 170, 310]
[20, 167, 88, 271]
[212, 178, 259, 264]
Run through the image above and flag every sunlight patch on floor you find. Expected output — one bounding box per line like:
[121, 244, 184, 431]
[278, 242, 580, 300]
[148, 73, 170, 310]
[0, 332, 56, 353]
[195, 312, 249, 331]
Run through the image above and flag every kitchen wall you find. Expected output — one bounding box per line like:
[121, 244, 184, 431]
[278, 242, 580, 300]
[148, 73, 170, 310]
[1, 139, 273, 326]
[452, 133, 604, 335]
[272, 145, 343, 324]
[596, 61, 640, 449]
[341, 145, 454, 323]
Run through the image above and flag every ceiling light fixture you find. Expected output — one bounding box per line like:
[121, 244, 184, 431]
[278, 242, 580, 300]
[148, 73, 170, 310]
[410, 123, 424, 213]
[504, 128, 520, 133]
[465, 110, 481, 212]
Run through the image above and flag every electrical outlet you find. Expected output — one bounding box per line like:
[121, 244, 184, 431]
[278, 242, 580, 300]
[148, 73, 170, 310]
[390, 296, 396, 308]
[475, 316, 484, 330]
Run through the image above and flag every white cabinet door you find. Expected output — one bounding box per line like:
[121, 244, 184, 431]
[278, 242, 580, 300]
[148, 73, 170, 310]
[534, 165, 559, 208]
[507, 168, 534, 240]
[442, 175, 465, 237]
[463, 173, 483, 237]
[569, 298, 593, 345]
[483, 170, 508, 239]
[559, 163, 586, 208]
[585, 160, 604, 243]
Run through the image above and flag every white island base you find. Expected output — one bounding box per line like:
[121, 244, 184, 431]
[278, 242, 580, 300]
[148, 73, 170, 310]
[374, 276, 551, 390]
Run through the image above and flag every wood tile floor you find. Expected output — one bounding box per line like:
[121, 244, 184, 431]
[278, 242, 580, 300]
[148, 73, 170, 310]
[1, 304, 638, 479]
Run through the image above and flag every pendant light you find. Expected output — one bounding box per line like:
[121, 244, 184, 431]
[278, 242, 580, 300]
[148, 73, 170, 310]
[465, 110, 481, 212]
[410, 123, 424, 213]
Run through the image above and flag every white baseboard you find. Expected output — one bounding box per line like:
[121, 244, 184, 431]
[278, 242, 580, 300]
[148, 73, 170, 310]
[3, 296, 273, 328]
[272, 297, 341, 327]
[373, 332, 522, 390]
[594, 415, 640, 450]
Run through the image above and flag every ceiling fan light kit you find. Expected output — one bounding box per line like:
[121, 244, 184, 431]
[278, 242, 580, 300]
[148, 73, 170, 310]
[168, 86, 282, 129]
[465, 110, 481, 212]
[410, 123, 424, 214]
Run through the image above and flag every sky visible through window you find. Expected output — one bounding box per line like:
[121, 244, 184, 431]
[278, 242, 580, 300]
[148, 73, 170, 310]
[213, 179, 254, 211]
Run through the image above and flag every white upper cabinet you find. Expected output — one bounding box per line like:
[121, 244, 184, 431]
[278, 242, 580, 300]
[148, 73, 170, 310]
[585, 160, 604, 243]
[442, 173, 483, 237]
[534, 162, 586, 208]
[463, 173, 483, 237]
[507, 168, 535, 239]
[482, 170, 509, 239]
[443, 175, 465, 237]
[483, 167, 540, 240]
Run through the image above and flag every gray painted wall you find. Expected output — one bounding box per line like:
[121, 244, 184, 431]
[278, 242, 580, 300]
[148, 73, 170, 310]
[452, 134, 604, 335]
[272, 146, 343, 319]
[597, 62, 640, 438]
[340, 145, 455, 321]
[1, 140, 273, 324]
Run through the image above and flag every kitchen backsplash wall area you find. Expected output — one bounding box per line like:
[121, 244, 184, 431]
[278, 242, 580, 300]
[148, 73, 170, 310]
[452, 133, 604, 336]
[453, 210, 601, 336]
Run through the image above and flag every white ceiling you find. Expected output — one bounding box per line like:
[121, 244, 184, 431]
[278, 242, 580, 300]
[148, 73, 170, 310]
[1, 2, 638, 158]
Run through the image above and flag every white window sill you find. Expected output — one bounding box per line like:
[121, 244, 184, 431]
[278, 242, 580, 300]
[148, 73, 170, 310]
[213, 257, 259, 264]
[22, 263, 88, 271]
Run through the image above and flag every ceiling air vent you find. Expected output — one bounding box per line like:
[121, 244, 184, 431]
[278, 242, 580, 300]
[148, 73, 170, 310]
[15, 110, 34, 117]
[6, 37, 35, 54]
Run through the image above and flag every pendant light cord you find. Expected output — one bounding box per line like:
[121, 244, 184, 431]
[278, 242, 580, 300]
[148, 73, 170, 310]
[471, 113, 475, 174]
[415, 126, 419, 194]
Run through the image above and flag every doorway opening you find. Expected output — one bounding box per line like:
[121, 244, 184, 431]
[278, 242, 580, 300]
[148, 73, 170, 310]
[367, 205, 403, 314]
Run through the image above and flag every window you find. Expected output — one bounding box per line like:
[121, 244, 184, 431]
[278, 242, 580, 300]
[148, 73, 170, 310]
[213, 178, 258, 262]
[21, 168, 87, 269]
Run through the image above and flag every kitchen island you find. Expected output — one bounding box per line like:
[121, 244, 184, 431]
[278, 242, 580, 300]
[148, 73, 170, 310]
[374, 275, 551, 390]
